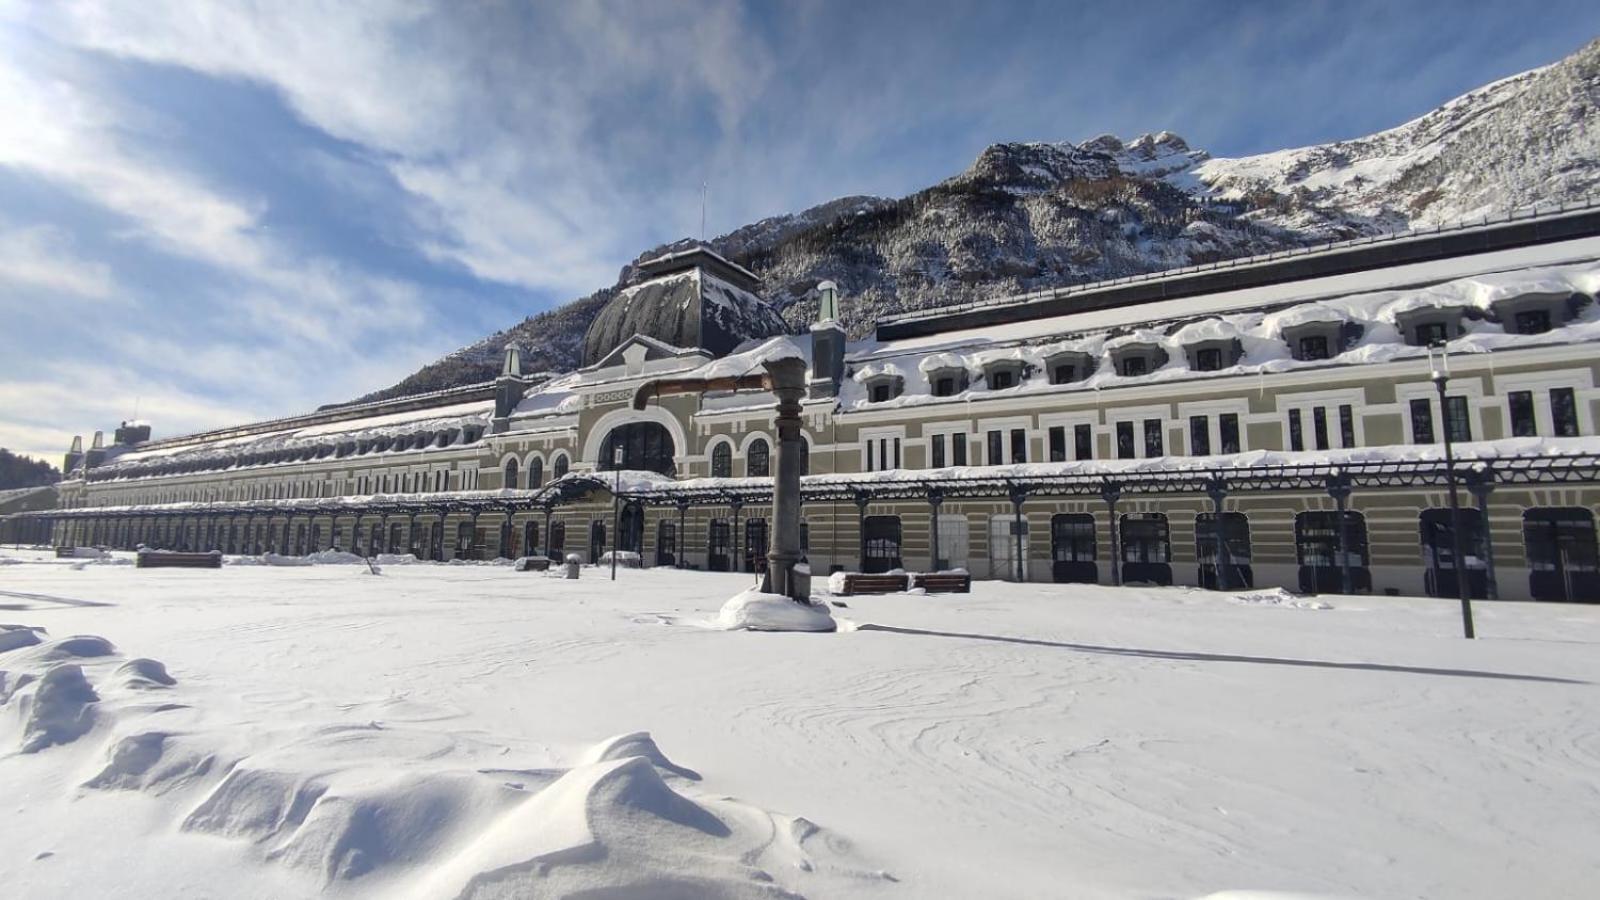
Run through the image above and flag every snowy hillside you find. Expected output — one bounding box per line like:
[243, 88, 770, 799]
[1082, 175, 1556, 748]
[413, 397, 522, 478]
[357, 38, 1600, 405]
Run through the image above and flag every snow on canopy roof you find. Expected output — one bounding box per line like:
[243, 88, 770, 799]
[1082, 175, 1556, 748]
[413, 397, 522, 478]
[104, 399, 494, 469]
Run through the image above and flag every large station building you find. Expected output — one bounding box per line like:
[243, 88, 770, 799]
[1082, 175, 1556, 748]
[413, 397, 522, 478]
[14, 206, 1600, 602]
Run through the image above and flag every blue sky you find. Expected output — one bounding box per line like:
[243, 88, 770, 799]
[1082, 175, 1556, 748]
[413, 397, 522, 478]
[2, 0, 1596, 463]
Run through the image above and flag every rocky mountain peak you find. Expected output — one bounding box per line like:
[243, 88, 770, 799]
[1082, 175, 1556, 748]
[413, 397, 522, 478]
[353, 40, 1600, 405]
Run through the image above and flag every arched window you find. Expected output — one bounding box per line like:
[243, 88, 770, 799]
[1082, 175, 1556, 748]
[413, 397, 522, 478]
[552, 454, 569, 479]
[711, 442, 732, 478]
[746, 438, 770, 477]
[528, 456, 543, 488]
[504, 457, 519, 490]
[601, 422, 676, 475]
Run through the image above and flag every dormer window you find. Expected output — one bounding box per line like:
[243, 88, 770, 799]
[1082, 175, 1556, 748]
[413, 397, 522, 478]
[1184, 339, 1241, 372]
[923, 366, 969, 397]
[1513, 308, 1550, 335]
[1281, 320, 1357, 361]
[1299, 335, 1329, 360]
[1044, 350, 1095, 385]
[863, 374, 904, 403]
[1109, 343, 1166, 378]
[981, 360, 1026, 391]
[1396, 307, 1465, 347]
[1491, 291, 1580, 337]
[1415, 321, 1448, 346]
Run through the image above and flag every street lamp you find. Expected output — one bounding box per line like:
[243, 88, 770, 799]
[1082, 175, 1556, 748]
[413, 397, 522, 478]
[1428, 340, 1476, 639]
[611, 443, 624, 581]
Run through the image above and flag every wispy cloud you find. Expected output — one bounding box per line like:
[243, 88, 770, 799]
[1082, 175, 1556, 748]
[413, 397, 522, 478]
[1, 0, 1595, 465]
[0, 220, 114, 300]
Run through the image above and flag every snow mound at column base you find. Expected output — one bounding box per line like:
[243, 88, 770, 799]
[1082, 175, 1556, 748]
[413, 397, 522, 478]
[717, 590, 837, 632]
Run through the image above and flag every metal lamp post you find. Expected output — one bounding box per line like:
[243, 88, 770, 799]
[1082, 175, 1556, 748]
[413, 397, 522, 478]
[611, 444, 623, 581]
[1428, 341, 1476, 639]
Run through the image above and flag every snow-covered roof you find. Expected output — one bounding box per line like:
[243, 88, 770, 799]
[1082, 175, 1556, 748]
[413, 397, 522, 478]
[839, 256, 1600, 413]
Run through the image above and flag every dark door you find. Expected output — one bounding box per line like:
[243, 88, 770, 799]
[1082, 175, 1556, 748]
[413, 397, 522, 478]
[1420, 508, 1487, 599]
[589, 520, 606, 564]
[744, 518, 769, 573]
[1196, 512, 1253, 590]
[1050, 513, 1098, 584]
[657, 520, 676, 567]
[1522, 508, 1600, 602]
[863, 516, 903, 574]
[1119, 514, 1171, 585]
[707, 519, 731, 571]
[1296, 511, 1371, 594]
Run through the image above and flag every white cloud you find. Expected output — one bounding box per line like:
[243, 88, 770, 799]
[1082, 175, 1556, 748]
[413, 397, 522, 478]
[0, 221, 114, 300]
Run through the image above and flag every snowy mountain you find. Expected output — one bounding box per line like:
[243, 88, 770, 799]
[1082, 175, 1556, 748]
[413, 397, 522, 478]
[353, 38, 1600, 405]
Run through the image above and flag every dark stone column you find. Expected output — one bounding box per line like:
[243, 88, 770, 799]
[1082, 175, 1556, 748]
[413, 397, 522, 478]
[928, 488, 945, 572]
[760, 356, 809, 600]
[1467, 468, 1499, 601]
[1101, 480, 1122, 587]
[1008, 483, 1029, 582]
[1326, 472, 1354, 594]
[854, 490, 870, 572]
[1206, 475, 1229, 591]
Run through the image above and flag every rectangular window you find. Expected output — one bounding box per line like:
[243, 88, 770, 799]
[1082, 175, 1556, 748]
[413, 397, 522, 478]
[1075, 423, 1093, 460]
[1189, 415, 1210, 456]
[1288, 408, 1304, 451]
[1219, 413, 1240, 454]
[1410, 398, 1435, 443]
[1116, 422, 1135, 459]
[1338, 405, 1355, 448]
[893, 437, 902, 469]
[1312, 406, 1330, 451]
[1121, 356, 1147, 377]
[1143, 418, 1164, 457]
[931, 433, 946, 468]
[1053, 364, 1075, 384]
[1445, 395, 1472, 442]
[1550, 387, 1579, 437]
[1414, 321, 1448, 346]
[1299, 335, 1329, 360]
[934, 376, 955, 397]
[866, 439, 875, 472]
[1010, 428, 1027, 463]
[1509, 391, 1538, 437]
[952, 434, 967, 466]
[1514, 308, 1551, 335]
[987, 430, 1003, 466]
[1048, 426, 1066, 462]
[990, 370, 1014, 390]
[871, 383, 889, 402]
[1195, 348, 1222, 371]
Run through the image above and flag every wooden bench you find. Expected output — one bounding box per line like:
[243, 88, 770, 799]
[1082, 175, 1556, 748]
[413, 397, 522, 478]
[838, 573, 910, 595]
[137, 550, 222, 569]
[912, 572, 972, 594]
[515, 557, 552, 572]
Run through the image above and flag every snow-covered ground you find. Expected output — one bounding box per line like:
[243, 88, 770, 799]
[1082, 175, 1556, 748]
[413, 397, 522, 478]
[1, 549, 1596, 899]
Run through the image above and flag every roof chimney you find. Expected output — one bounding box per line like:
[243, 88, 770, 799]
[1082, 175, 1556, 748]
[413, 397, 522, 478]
[492, 344, 529, 431]
[809, 282, 847, 398]
[64, 435, 84, 475]
[84, 430, 107, 469]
